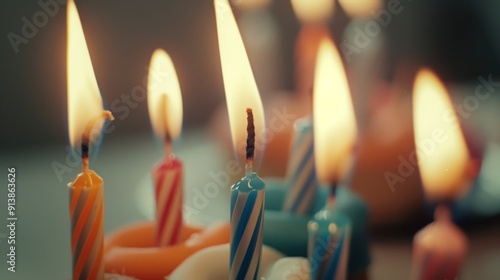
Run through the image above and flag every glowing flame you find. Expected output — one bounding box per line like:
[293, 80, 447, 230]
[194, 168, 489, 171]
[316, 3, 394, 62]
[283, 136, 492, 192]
[338, 0, 382, 18]
[313, 38, 357, 184]
[67, 0, 105, 148]
[413, 69, 471, 201]
[147, 49, 183, 141]
[291, 0, 334, 23]
[215, 0, 265, 165]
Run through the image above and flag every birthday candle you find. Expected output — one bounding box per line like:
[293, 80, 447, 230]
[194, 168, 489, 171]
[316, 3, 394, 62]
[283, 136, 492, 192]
[283, 117, 319, 215]
[309, 36, 359, 280]
[66, 0, 114, 279]
[308, 193, 351, 280]
[230, 109, 266, 280]
[215, 0, 267, 278]
[147, 49, 184, 247]
[152, 156, 183, 246]
[411, 69, 475, 280]
[411, 205, 467, 280]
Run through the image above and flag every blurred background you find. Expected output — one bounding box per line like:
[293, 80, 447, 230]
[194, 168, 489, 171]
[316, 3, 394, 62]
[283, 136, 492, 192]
[1, 0, 500, 279]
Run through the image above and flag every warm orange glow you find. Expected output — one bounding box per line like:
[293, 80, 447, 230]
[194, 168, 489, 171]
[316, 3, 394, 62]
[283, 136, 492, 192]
[313, 38, 357, 184]
[291, 0, 334, 23]
[67, 0, 105, 148]
[215, 0, 265, 164]
[413, 69, 471, 201]
[338, 0, 382, 18]
[147, 49, 183, 141]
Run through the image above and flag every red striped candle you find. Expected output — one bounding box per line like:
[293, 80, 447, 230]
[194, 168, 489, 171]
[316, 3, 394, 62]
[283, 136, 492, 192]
[153, 156, 184, 246]
[147, 49, 184, 247]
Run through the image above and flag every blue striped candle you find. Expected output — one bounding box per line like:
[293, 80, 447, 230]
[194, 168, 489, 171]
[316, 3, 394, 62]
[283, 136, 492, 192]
[230, 172, 265, 280]
[283, 116, 319, 215]
[308, 196, 351, 280]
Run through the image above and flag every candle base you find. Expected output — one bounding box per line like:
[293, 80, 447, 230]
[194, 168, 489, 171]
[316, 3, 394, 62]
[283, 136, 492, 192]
[411, 205, 468, 280]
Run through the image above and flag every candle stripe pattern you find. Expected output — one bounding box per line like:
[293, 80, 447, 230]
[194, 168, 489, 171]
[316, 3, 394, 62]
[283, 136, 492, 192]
[153, 158, 183, 246]
[230, 174, 265, 280]
[413, 249, 463, 280]
[308, 212, 351, 280]
[70, 181, 104, 280]
[283, 118, 318, 215]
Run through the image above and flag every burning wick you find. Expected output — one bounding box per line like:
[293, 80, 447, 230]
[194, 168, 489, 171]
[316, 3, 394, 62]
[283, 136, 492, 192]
[245, 108, 255, 176]
[81, 110, 114, 173]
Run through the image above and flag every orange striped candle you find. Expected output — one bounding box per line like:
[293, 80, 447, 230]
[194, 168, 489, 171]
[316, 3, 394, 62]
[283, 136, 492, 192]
[66, 0, 113, 278]
[69, 156, 105, 280]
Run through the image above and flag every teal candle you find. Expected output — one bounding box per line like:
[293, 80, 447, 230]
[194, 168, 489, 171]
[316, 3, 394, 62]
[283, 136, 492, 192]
[308, 189, 351, 280]
[283, 117, 319, 216]
[229, 109, 266, 280]
[230, 172, 265, 280]
[263, 179, 370, 276]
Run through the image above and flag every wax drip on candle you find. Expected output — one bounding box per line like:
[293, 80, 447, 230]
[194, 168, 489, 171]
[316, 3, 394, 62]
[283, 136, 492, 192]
[245, 108, 255, 175]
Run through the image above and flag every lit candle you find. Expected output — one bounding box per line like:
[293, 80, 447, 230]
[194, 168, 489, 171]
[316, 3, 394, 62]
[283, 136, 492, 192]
[291, 0, 334, 96]
[147, 49, 184, 247]
[283, 117, 319, 215]
[411, 69, 475, 280]
[308, 37, 356, 280]
[67, 0, 114, 279]
[215, 0, 266, 279]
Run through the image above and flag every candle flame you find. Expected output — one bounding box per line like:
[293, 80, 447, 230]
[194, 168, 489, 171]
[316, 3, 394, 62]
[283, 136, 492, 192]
[313, 38, 357, 184]
[67, 0, 106, 149]
[291, 0, 334, 23]
[147, 49, 183, 141]
[413, 69, 471, 201]
[215, 0, 265, 166]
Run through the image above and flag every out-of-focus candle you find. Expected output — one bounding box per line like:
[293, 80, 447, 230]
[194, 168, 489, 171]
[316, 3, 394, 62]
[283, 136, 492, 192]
[283, 117, 319, 215]
[67, 0, 114, 279]
[215, 0, 266, 278]
[411, 69, 474, 280]
[309, 37, 372, 280]
[309, 37, 357, 280]
[147, 49, 184, 247]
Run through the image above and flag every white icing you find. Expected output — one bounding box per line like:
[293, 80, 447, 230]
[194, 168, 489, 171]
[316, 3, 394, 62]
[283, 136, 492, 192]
[168, 244, 284, 280]
[264, 257, 311, 280]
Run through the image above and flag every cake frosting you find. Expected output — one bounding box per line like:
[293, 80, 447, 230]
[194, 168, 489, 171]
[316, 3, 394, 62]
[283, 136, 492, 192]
[169, 244, 285, 280]
[104, 221, 230, 280]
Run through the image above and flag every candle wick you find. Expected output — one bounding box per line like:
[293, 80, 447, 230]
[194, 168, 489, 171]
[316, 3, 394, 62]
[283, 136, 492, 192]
[164, 138, 174, 159]
[245, 108, 255, 176]
[327, 181, 337, 209]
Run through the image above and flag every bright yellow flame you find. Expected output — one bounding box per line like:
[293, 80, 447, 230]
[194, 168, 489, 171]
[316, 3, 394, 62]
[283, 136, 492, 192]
[338, 0, 382, 19]
[147, 49, 183, 141]
[291, 0, 334, 23]
[67, 0, 104, 148]
[313, 38, 357, 184]
[413, 69, 471, 201]
[215, 0, 265, 164]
